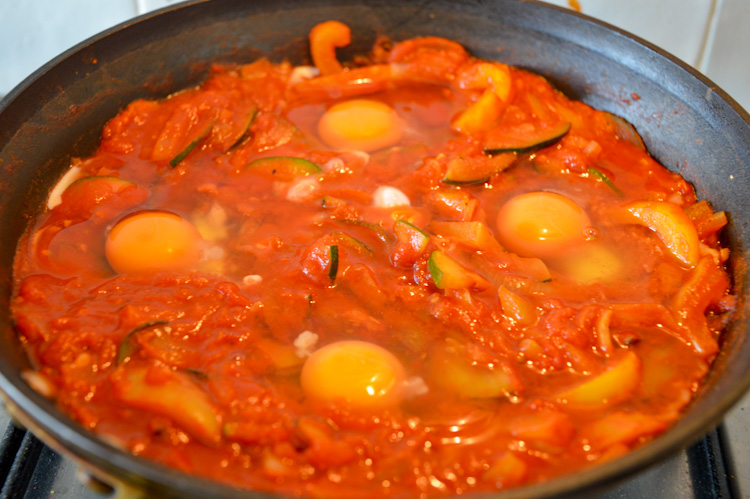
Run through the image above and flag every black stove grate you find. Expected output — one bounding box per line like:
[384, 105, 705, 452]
[0, 418, 738, 498]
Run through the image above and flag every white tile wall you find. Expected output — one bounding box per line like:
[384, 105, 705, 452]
[0, 0, 137, 96]
[703, 0, 750, 111]
[1, 0, 746, 111]
[542, 0, 716, 68]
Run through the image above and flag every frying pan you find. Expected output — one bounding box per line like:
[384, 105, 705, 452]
[1, 0, 749, 497]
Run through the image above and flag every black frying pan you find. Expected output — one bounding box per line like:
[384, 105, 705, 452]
[1, 1, 749, 497]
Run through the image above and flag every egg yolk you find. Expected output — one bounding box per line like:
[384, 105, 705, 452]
[105, 210, 204, 274]
[317, 99, 404, 152]
[301, 340, 406, 410]
[551, 242, 623, 284]
[496, 191, 591, 258]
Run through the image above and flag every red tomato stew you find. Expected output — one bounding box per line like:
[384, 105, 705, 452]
[11, 21, 736, 497]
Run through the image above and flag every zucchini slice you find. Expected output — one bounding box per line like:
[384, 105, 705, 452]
[227, 106, 258, 150]
[428, 250, 490, 290]
[394, 219, 430, 252]
[331, 231, 373, 254]
[328, 245, 339, 280]
[338, 219, 390, 243]
[247, 156, 322, 182]
[170, 121, 215, 167]
[65, 175, 134, 192]
[117, 320, 169, 364]
[484, 121, 571, 155]
[602, 112, 645, 150]
[443, 153, 517, 185]
[112, 364, 221, 443]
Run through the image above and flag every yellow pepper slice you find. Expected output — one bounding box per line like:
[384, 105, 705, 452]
[557, 351, 641, 410]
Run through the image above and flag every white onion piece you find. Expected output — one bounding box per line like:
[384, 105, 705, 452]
[402, 376, 429, 398]
[341, 150, 370, 167]
[294, 330, 319, 358]
[322, 157, 345, 173]
[289, 65, 320, 86]
[286, 175, 321, 202]
[242, 274, 263, 286]
[46, 165, 82, 210]
[373, 186, 410, 208]
[21, 369, 56, 398]
[201, 245, 226, 262]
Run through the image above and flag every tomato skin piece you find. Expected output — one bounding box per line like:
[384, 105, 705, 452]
[151, 92, 226, 162]
[391, 219, 430, 267]
[388, 36, 469, 82]
[431, 221, 503, 252]
[56, 176, 146, 221]
[456, 61, 513, 101]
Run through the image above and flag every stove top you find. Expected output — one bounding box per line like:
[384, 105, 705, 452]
[0, 406, 740, 498]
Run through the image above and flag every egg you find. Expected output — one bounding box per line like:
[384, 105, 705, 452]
[301, 340, 407, 410]
[496, 191, 590, 259]
[551, 242, 623, 284]
[105, 210, 204, 274]
[317, 99, 404, 152]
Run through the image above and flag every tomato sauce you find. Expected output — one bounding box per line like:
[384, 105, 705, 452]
[11, 22, 735, 497]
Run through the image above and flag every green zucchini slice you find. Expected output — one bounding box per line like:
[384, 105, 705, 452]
[330, 231, 373, 254]
[428, 251, 490, 290]
[246, 156, 322, 182]
[116, 320, 169, 364]
[328, 245, 339, 280]
[338, 219, 390, 243]
[603, 112, 645, 150]
[484, 121, 571, 155]
[394, 219, 430, 252]
[443, 153, 517, 185]
[227, 106, 258, 150]
[170, 121, 215, 167]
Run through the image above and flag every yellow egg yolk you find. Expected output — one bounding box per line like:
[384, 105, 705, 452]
[317, 99, 404, 152]
[301, 340, 407, 410]
[105, 210, 204, 274]
[496, 191, 591, 259]
[551, 242, 623, 284]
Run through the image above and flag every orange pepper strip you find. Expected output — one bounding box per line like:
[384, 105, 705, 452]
[310, 20, 351, 76]
[291, 64, 392, 101]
